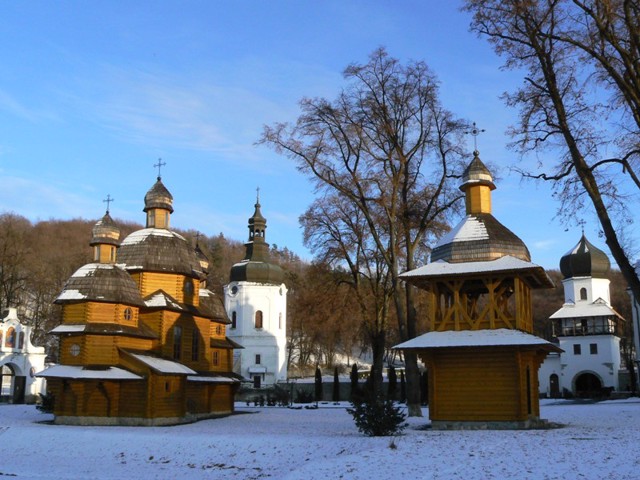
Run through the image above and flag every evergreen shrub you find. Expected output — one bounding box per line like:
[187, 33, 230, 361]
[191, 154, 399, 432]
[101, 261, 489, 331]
[347, 392, 408, 437]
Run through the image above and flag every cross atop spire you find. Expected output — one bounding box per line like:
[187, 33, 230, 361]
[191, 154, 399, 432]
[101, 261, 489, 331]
[578, 219, 586, 235]
[256, 186, 260, 204]
[154, 158, 166, 179]
[465, 121, 486, 154]
[103, 194, 114, 214]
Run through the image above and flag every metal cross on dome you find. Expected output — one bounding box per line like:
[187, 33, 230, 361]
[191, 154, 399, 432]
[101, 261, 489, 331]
[465, 122, 486, 153]
[103, 194, 114, 214]
[154, 158, 166, 179]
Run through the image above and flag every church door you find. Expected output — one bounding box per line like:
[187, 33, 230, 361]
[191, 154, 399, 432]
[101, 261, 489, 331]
[549, 374, 560, 398]
[0, 365, 14, 403]
[12, 376, 25, 404]
[253, 375, 261, 388]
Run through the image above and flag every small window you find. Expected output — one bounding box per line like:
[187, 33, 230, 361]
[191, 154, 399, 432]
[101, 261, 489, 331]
[573, 344, 581, 355]
[94, 245, 101, 262]
[231, 311, 237, 329]
[18, 331, 24, 349]
[110, 246, 116, 262]
[123, 308, 133, 321]
[590, 343, 598, 355]
[192, 330, 200, 361]
[165, 381, 170, 392]
[147, 211, 155, 228]
[216, 325, 222, 336]
[5, 327, 15, 348]
[255, 310, 263, 329]
[212, 350, 219, 366]
[184, 279, 194, 295]
[173, 326, 182, 360]
[580, 288, 587, 301]
[255, 354, 261, 365]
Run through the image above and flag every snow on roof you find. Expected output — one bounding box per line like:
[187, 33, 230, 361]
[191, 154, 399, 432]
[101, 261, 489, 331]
[70, 263, 117, 278]
[401, 255, 544, 278]
[50, 324, 86, 334]
[145, 292, 183, 310]
[394, 328, 558, 350]
[120, 228, 186, 246]
[36, 365, 142, 380]
[550, 302, 621, 319]
[56, 289, 88, 301]
[129, 353, 196, 374]
[187, 375, 239, 384]
[434, 215, 489, 247]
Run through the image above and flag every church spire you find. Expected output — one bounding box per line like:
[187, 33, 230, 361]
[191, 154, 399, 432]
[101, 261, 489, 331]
[90, 196, 120, 264]
[144, 162, 173, 229]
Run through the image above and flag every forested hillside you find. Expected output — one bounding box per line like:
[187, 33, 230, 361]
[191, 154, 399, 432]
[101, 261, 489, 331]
[0, 212, 634, 373]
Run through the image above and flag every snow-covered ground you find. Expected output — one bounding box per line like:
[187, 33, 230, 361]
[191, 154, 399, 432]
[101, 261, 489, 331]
[1, 399, 639, 479]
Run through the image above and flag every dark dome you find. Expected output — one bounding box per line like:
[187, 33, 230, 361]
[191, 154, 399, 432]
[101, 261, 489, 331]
[144, 177, 174, 213]
[55, 264, 144, 306]
[230, 260, 284, 284]
[117, 228, 204, 279]
[431, 213, 531, 263]
[90, 212, 120, 247]
[560, 235, 610, 279]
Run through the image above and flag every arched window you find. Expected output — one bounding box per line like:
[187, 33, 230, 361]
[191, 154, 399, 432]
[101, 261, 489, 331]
[173, 326, 182, 360]
[18, 332, 24, 349]
[231, 311, 237, 329]
[255, 310, 263, 329]
[580, 288, 588, 301]
[5, 327, 15, 348]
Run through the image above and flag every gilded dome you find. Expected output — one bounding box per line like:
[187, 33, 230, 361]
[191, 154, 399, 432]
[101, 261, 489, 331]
[560, 235, 610, 279]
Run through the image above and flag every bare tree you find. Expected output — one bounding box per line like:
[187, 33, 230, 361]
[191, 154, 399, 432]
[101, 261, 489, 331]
[464, 0, 640, 314]
[261, 48, 466, 415]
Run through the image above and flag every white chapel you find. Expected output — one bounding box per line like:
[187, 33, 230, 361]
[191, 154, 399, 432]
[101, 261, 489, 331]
[539, 235, 624, 397]
[224, 196, 287, 388]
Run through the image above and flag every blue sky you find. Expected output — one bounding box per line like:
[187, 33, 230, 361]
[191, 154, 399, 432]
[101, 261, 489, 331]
[0, 1, 617, 270]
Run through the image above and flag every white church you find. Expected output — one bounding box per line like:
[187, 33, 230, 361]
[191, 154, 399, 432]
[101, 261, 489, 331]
[224, 196, 288, 388]
[539, 235, 624, 397]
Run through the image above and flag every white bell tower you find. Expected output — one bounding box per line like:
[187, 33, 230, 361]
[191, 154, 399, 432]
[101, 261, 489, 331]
[224, 194, 287, 387]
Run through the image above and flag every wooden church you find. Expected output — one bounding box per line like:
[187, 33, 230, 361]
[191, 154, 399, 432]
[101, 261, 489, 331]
[395, 151, 561, 429]
[38, 176, 241, 425]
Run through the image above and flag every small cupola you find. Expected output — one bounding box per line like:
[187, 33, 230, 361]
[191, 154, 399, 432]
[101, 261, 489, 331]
[460, 151, 496, 215]
[560, 234, 611, 279]
[90, 209, 120, 264]
[144, 177, 174, 229]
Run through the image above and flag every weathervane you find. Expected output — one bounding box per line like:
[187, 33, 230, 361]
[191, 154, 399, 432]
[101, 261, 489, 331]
[103, 194, 114, 214]
[465, 121, 486, 153]
[154, 158, 166, 179]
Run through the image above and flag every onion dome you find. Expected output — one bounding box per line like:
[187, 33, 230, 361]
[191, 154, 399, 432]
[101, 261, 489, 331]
[559, 234, 611, 279]
[55, 264, 144, 307]
[430, 152, 530, 263]
[459, 152, 496, 192]
[144, 177, 174, 214]
[117, 229, 204, 279]
[230, 198, 284, 284]
[90, 211, 120, 247]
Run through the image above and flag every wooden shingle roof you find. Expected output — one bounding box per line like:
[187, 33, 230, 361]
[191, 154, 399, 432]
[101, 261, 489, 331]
[55, 263, 145, 307]
[117, 228, 204, 279]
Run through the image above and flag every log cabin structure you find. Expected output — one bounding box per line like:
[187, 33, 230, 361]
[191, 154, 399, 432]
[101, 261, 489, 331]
[38, 177, 241, 425]
[395, 151, 561, 429]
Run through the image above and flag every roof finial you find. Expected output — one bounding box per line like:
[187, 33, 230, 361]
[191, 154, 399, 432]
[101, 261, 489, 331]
[465, 121, 486, 155]
[154, 158, 166, 180]
[578, 219, 586, 236]
[256, 186, 260, 204]
[103, 194, 114, 214]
